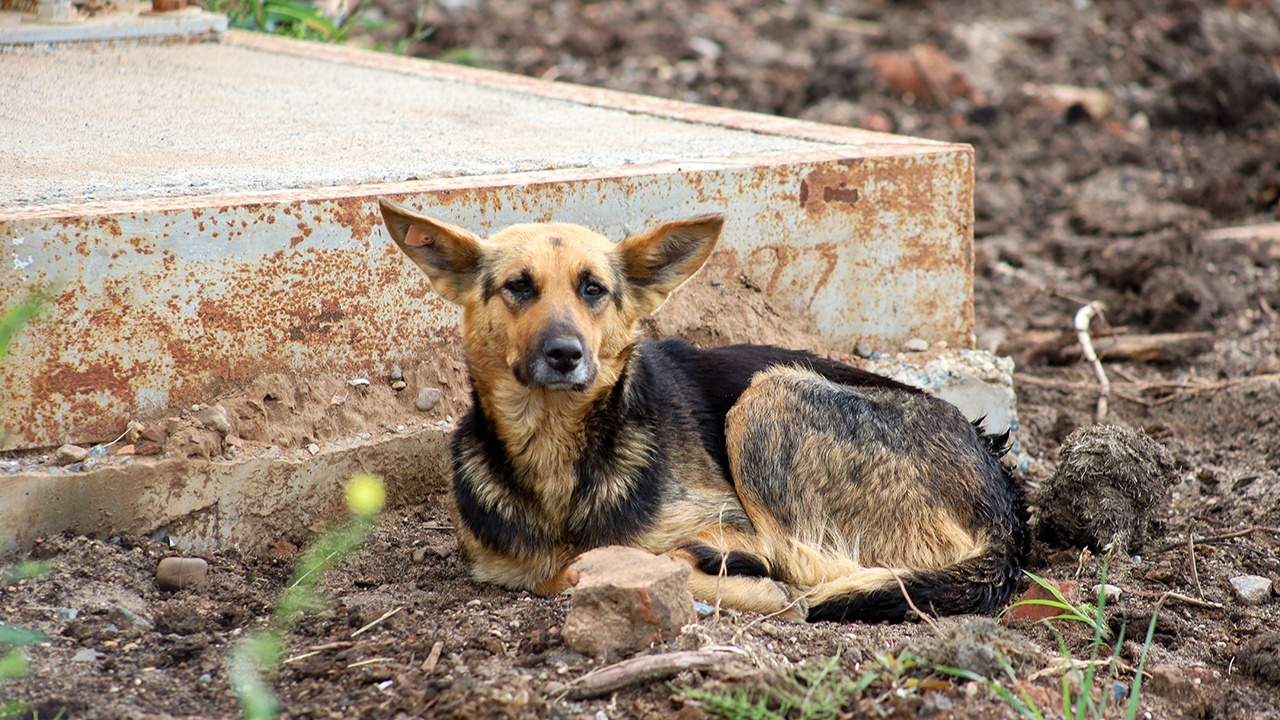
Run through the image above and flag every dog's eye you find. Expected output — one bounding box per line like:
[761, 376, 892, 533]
[582, 282, 606, 298]
[504, 278, 531, 295]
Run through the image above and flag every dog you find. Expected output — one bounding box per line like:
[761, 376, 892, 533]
[378, 197, 1029, 622]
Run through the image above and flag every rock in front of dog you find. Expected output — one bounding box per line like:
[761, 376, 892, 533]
[156, 557, 209, 592]
[1001, 578, 1077, 625]
[561, 546, 695, 659]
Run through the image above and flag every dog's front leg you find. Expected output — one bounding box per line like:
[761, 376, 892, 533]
[533, 563, 581, 595]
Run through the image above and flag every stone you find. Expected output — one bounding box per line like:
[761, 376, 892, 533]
[1230, 575, 1273, 606]
[864, 349, 1023, 468]
[1001, 578, 1077, 625]
[902, 338, 929, 352]
[1146, 664, 1215, 717]
[194, 405, 232, 436]
[155, 556, 209, 592]
[72, 648, 103, 662]
[55, 444, 89, 466]
[561, 546, 695, 660]
[415, 387, 443, 412]
[139, 423, 168, 443]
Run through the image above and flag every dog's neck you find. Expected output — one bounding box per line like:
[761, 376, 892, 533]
[467, 351, 630, 525]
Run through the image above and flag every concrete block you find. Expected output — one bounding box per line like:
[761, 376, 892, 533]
[562, 546, 695, 660]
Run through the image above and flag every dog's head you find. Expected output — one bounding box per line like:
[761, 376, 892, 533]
[379, 197, 723, 394]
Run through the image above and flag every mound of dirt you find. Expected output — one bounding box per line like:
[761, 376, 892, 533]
[1035, 424, 1179, 553]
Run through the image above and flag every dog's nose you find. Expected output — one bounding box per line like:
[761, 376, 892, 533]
[543, 336, 584, 374]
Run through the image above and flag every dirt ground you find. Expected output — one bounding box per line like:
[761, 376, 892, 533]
[6, 0, 1280, 717]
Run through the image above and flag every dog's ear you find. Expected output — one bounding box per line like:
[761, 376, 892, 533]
[617, 214, 724, 314]
[378, 197, 485, 303]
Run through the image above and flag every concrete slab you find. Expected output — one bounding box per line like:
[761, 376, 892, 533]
[2, 39, 822, 206]
[0, 33, 979, 554]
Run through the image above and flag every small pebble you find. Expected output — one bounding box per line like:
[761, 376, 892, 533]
[56, 444, 90, 466]
[390, 366, 404, 382]
[56, 608, 80, 621]
[1091, 584, 1127, 603]
[155, 557, 209, 592]
[391, 380, 407, 391]
[709, 279, 721, 287]
[1112, 682, 1126, 702]
[693, 600, 716, 617]
[902, 338, 929, 353]
[306, 443, 320, 456]
[854, 342, 876, 359]
[416, 387, 443, 412]
[1230, 575, 1273, 606]
[348, 378, 371, 387]
[87, 444, 107, 459]
[191, 404, 201, 412]
[411, 547, 429, 564]
[72, 648, 103, 662]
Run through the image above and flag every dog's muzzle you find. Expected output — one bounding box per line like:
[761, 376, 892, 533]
[519, 324, 597, 391]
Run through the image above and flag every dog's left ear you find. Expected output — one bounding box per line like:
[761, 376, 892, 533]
[617, 214, 724, 314]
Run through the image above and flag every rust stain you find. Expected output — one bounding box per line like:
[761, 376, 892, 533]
[800, 165, 862, 217]
[327, 197, 377, 241]
[96, 216, 123, 238]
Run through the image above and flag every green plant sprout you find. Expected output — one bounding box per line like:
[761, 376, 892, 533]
[229, 474, 387, 720]
[936, 569, 1162, 720]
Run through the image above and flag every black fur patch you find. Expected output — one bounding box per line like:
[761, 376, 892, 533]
[680, 542, 771, 578]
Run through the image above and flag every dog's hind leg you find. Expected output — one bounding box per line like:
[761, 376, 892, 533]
[724, 365, 1028, 622]
[667, 532, 807, 621]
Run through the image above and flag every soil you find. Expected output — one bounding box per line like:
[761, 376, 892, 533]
[6, 0, 1280, 717]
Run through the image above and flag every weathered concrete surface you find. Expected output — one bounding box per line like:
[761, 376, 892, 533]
[0, 34, 976, 452]
[0, 427, 451, 554]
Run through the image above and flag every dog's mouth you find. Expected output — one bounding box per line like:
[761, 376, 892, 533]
[511, 361, 597, 392]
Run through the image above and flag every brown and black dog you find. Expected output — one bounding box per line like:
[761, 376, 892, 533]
[378, 197, 1029, 622]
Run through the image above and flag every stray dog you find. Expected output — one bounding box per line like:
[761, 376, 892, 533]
[378, 198, 1029, 622]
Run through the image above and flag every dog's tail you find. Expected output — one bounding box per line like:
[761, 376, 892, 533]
[779, 536, 1025, 623]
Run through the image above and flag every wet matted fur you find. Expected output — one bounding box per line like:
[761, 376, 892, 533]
[378, 197, 1030, 622]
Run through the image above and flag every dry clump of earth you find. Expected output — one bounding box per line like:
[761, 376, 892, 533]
[5, 0, 1280, 718]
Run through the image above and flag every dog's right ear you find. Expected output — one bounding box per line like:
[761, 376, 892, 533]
[378, 197, 485, 303]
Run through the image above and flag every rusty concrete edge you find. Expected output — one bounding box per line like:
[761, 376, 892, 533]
[222, 30, 968, 153]
[0, 427, 452, 558]
[0, 144, 973, 222]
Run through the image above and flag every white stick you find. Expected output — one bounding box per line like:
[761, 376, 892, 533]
[1074, 302, 1110, 423]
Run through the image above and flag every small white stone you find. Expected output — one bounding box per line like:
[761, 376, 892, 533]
[306, 443, 320, 456]
[902, 338, 929, 353]
[1230, 575, 1273, 606]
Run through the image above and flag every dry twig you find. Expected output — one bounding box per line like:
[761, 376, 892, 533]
[350, 607, 402, 638]
[1074, 302, 1110, 423]
[421, 640, 444, 673]
[1187, 523, 1204, 600]
[563, 647, 747, 699]
[890, 569, 943, 637]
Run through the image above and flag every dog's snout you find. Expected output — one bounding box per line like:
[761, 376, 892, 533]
[543, 335, 584, 374]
